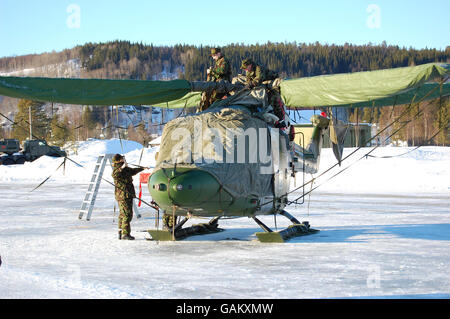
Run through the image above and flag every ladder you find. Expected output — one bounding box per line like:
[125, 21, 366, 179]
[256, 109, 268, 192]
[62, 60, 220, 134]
[78, 154, 141, 221]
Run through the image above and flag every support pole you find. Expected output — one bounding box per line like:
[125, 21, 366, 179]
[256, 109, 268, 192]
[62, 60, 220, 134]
[29, 105, 32, 140]
[252, 216, 273, 233]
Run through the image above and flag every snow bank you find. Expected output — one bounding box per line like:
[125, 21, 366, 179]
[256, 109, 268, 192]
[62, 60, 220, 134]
[0, 140, 449, 299]
[307, 146, 450, 195]
[0, 139, 449, 194]
[0, 139, 158, 183]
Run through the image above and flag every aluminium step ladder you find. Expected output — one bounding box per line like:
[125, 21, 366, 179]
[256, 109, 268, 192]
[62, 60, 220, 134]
[78, 154, 141, 221]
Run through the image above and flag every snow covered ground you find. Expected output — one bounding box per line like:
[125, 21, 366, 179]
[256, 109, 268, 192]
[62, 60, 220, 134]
[0, 139, 449, 298]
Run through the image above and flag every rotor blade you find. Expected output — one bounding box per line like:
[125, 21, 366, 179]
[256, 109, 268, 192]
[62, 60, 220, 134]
[281, 63, 450, 108]
[0, 76, 192, 107]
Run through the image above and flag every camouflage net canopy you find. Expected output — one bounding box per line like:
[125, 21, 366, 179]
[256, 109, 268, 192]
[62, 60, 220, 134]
[0, 63, 448, 109]
[0, 77, 192, 106]
[280, 63, 450, 108]
[156, 105, 276, 199]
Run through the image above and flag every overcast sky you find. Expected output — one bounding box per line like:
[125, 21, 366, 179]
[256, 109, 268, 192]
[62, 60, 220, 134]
[0, 0, 448, 58]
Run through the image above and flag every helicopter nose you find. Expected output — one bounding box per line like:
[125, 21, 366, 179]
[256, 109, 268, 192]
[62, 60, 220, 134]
[148, 168, 220, 210]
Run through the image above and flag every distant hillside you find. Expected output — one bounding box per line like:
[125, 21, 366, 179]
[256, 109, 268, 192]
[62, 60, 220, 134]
[0, 59, 81, 78]
[1, 40, 448, 80]
[0, 41, 448, 146]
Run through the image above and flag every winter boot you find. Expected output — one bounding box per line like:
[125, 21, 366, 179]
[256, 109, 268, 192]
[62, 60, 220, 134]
[121, 234, 135, 240]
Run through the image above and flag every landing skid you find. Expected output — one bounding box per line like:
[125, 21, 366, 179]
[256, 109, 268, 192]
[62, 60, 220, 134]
[254, 211, 319, 243]
[147, 216, 224, 241]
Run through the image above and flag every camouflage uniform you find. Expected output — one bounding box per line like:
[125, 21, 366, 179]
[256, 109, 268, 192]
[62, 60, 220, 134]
[241, 58, 285, 123]
[208, 56, 231, 83]
[201, 48, 232, 111]
[111, 154, 144, 238]
[240, 58, 278, 88]
[162, 213, 178, 230]
[269, 91, 287, 125]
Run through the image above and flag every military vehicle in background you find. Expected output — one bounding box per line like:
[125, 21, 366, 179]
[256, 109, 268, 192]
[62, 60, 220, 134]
[0, 139, 66, 165]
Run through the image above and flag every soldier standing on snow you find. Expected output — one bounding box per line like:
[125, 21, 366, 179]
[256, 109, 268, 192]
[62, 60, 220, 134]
[111, 154, 145, 240]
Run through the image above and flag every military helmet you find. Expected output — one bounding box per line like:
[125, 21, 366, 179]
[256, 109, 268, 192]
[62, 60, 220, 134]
[210, 47, 221, 55]
[240, 58, 253, 69]
[112, 153, 124, 163]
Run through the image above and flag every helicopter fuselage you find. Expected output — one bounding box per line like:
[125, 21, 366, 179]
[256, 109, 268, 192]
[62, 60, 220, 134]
[148, 167, 279, 217]
[147, 107, 293, 218]
[147, 93, 327, 220]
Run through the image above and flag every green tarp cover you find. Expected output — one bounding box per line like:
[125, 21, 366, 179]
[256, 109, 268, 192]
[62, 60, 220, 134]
[1, 63, 448, 109]
[281, 63, 450, 108]
[156, 106, 273, 198]
[152, 91, 202, 109]
[0, 76, 191, 106]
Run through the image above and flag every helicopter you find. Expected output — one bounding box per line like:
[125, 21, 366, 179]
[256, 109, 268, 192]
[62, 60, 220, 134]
[0, 62, 449, 242]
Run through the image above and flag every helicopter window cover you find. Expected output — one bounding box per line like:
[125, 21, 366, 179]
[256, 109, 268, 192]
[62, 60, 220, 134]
[281, 63, 450, 108]
[156, 106, 274, 198]
[0, 77, 192, 106]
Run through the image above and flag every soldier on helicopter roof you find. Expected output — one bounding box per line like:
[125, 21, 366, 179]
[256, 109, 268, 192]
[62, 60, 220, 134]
[207, 48, 232, 82]
[111, 154, 145, 240]
[240, 58, 289, 132]
[240, 58, 278, 89]
[200, 48, 232, 111]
